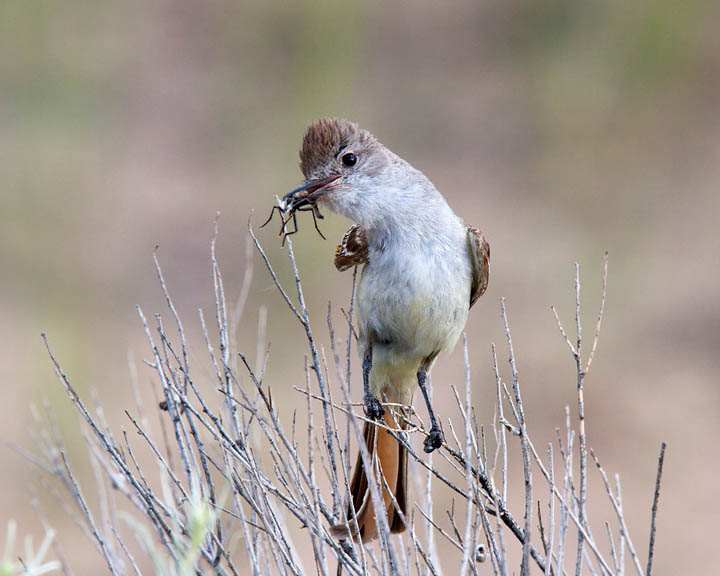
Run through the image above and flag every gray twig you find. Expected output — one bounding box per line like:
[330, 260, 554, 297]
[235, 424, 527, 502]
[646, 442, 666, 576]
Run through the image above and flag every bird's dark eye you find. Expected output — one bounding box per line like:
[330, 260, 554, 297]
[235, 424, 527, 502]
[342, 152, 357, 167]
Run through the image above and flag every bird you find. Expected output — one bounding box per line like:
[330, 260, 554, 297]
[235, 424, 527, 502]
[283, 118, 489, 542]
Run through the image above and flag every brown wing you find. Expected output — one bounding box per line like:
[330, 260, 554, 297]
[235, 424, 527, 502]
[334, 224, 369, 271]
[467, 226, 490, 308]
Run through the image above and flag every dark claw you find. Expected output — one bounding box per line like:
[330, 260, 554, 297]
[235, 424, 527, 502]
[423, 428, 443, 453]
[364, 394, 385, 420]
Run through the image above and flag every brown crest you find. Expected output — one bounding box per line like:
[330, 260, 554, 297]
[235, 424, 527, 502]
[299, 118, 372, 178]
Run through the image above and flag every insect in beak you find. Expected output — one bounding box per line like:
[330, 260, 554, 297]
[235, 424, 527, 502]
[282, 175, 339, 205]
[261, 175, 339, 244]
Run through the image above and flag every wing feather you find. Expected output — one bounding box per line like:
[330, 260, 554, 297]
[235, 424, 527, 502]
[335, 225, 369, 271]
[467, 226, 490, 308]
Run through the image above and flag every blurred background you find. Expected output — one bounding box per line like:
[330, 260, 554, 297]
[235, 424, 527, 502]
[1, 0, 719, 573]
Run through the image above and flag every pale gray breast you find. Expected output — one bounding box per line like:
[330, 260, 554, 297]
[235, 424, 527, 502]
[357, 235, 471, 357]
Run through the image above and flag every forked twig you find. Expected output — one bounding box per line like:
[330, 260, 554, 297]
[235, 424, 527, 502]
[24, 225, 663, 576]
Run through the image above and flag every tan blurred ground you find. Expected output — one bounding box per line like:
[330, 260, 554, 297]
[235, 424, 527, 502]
[1, 1, 719, 573]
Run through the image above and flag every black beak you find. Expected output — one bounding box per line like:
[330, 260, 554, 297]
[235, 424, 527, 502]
[283, 176, 339, 207]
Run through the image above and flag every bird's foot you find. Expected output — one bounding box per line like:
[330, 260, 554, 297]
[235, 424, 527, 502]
[363, 394, 385, 420]
[423, 427, 443, 453]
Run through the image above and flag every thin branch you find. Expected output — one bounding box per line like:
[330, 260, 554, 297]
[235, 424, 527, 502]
[646, 442, 666, 576]
[585, 252, 608, 375]
[501, 298, 532, 576]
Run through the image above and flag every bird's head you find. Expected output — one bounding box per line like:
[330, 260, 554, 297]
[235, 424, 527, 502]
[283, 118, 396, 226]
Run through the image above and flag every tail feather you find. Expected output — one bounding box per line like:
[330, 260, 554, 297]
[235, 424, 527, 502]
[333, 408, 408, 541]
[390, 426, 408, 534]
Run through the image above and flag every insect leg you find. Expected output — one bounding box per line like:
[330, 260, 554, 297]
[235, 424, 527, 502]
[260, 205, 283, 229]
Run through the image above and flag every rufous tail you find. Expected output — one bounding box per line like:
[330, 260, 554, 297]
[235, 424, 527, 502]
[332, 407, 408, 541]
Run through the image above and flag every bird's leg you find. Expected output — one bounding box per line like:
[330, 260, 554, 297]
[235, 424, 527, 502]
[362, 345, 384, 419]
[417, 366, 443, 453]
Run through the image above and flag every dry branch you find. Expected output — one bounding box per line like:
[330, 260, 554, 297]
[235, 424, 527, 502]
[20, 225, 666, 576]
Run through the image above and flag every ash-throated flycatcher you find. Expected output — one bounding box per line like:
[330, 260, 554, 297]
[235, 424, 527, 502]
[283, 118, 489, 541]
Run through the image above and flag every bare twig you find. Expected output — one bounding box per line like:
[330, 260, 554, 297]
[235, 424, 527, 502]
[23, 224, 660, 576]
[646, 442, 666, 576]
[500, 298, 532, 576]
